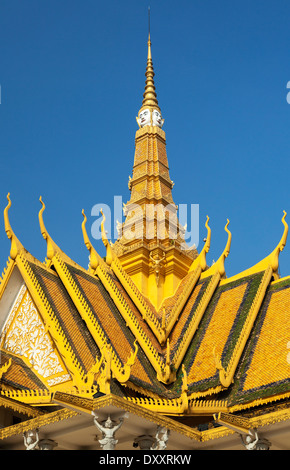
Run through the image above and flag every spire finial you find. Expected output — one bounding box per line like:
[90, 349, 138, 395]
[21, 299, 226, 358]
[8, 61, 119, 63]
[139, 10, 160, 114]
[148, 6, 150, 36]
[136, 14, 165, 128]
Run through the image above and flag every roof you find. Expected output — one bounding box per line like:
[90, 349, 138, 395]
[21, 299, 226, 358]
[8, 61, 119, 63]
[0, 30, 289, 445]
[0, 194, 289, 428]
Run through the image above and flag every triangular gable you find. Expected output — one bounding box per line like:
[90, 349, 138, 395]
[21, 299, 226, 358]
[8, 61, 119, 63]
[0, 281, 70, 389]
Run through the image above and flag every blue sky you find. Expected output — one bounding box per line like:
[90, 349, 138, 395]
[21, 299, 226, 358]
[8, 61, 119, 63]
[1, 0, 290, 280]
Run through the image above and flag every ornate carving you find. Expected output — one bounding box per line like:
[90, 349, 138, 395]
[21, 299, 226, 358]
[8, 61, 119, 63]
[149, 251, 166, 286]
[23, 429, 39, 450]
[151, 426, 170, 450]
[240, 432, 271, 450]
[2, 287, 68, 383]
[92, 412, 124, 450]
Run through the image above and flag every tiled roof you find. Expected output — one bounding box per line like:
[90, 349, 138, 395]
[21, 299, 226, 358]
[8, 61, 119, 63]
[227, 276, 290, 407]
[1, 243, 290, 411]
[27, 261, 100, 375]
[0, 351, 47, 391]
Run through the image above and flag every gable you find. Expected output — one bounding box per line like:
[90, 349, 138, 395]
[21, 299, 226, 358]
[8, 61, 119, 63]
[0, 283, 71, 388]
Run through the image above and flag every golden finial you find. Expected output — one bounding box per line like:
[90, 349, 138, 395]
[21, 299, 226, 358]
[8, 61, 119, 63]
[225, 211, 288, 282]
[189, 216, 211, 272]
[269, 210, 288, 275]
[4, 193, 25, 260]
[39, 196, 79, 266]
[81, 209, 103, 272]
[39, 196, 57, 260]
[205, 219, 232, 278]
[100, 208, 116, 266]
[39, 196, 47, 237]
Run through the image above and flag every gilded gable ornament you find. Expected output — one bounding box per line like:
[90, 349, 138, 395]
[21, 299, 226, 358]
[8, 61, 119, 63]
[2, 286, 69, 384]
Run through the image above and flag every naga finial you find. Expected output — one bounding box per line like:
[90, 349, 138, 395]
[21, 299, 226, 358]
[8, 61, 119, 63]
[100, 208, 115, 266]
[38, 196, 57, 260]
[100, 208, 108, 247]
[278, 210, 288, 253]
[4, 193, 25, 260]
[204, 219, 231, 278]
[39, 196, 48, 240]
[81, 209, 103, 272]
[216, 219, 232, 277]
[189, 215, 211, 272]
[270, 210, 288, 275]
[226, 210, 288, 283]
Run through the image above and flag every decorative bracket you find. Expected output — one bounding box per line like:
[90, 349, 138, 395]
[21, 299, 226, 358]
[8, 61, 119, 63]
[113, 340, 138, 384]
[0, 358, 12, 380]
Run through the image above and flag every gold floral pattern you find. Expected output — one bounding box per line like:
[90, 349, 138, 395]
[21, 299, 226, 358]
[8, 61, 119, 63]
[2, 286, 69, 383]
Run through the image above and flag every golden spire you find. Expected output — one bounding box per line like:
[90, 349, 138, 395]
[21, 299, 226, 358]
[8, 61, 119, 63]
[140, 32, 160, 113]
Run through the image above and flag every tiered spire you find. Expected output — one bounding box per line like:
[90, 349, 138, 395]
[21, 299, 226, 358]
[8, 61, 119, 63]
[111, 31, 197, 308]
[140, 33, 160, 113]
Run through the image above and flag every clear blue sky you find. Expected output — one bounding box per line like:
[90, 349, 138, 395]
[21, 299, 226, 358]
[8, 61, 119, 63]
[1, 0, 290, 280]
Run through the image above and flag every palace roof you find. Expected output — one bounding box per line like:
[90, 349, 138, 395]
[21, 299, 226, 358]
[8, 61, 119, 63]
[0, 32, 290, 449]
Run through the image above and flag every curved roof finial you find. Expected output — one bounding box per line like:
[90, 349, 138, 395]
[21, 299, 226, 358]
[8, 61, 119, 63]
[4, 193, 13, 240]
[189, 215, 211, 272]
[100, 208, 116, 266]
[81, 209, 103, 272]
[39, 196, 48, 239]
[217, 219, 232, 277]
[224, 210, 288, 283]
[205, 219, 232, 278]
[39, 196, 60, 260]
[3, 193, 25, 260]
[269, 210, 288, 275]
